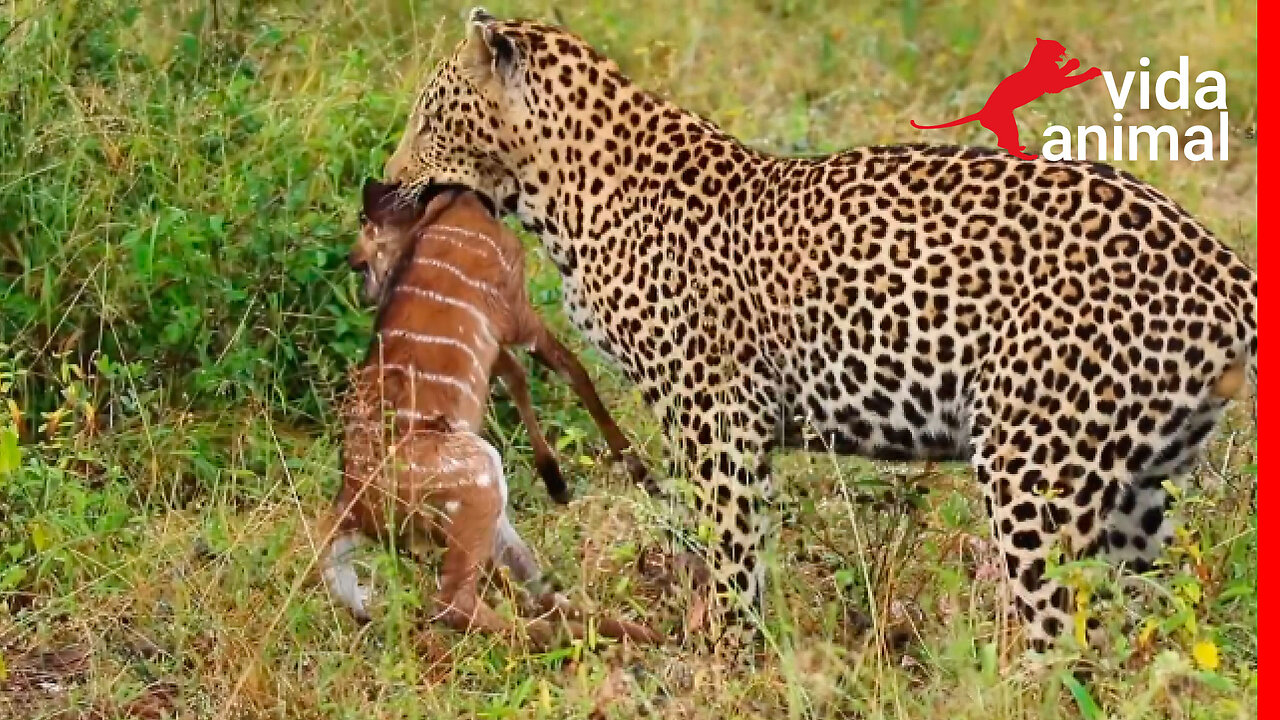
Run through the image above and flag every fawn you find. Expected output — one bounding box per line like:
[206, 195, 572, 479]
[319, 179, 657, 646]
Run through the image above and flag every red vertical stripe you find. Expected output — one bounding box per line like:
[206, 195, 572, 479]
[1258, 0, 1270, 713]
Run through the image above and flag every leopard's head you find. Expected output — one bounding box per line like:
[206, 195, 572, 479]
[382, 9, 529, 211]
[383, 9, 620, 216]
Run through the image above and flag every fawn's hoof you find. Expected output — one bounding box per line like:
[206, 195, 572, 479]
[536, 456, 572, 504]
[622, 453, 660, 495]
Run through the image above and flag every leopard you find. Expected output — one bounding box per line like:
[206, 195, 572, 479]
[380, 8, 1258, 648]
[911, 38, 1102, 160]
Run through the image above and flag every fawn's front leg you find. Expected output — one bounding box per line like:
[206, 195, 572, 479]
[528, 324, 654, 492]
[493, 348, 571, 503]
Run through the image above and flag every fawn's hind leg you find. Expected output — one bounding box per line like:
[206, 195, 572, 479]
[494, 349, 570, 503]
[493, 513, 552, 594]
[526, 592, 664, 645]
[432, 480, 517, 637]
[492, 499, 666, 645]
[430, 443, 557, 646]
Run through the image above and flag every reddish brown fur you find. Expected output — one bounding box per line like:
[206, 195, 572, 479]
[319, 182, 658, 647]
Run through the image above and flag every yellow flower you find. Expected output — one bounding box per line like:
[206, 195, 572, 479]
[1193, 640, 1220, 671]
[1073, 587, 1092, 647]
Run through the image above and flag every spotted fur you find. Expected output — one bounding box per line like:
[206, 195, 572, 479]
[383, 9, 1258, 646]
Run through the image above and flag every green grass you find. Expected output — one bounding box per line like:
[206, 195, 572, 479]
[0, 1, 1256, 718]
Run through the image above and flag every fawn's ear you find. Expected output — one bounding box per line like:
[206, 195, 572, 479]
[361, 178, 400, 218]
[463, 8, 522, 87]
[412, 188, 463, 230]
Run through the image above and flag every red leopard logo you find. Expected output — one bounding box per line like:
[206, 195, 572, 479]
[911, 38, 1102, 160]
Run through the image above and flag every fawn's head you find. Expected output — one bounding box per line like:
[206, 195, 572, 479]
[350, 179, 460, 303]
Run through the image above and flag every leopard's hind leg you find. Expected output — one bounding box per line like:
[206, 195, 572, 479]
[1102, 398, 1230, 572]
[969, 336, 1119, 649]
[971, 417, 1111, 649]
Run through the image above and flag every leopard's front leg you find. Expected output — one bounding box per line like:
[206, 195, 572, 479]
[660, 373, 779, 650]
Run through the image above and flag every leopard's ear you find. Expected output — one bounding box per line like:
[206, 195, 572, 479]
[463, 8, 523, 87]
[468, 7, 496, 24]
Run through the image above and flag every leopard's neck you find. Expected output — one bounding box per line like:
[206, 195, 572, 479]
[513, 92, 788, 270]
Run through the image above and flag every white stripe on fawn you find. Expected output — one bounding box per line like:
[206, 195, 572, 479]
[423, 226, 517, 271]
[412, 257, 499, 295]
[405, 454, 471, 474]
[428, 224, 507, 256]
[421, 234, 508, 270]
[361, 363, 481, 406]
[393, 285, 493, 332]
[381, 329, 486, 375]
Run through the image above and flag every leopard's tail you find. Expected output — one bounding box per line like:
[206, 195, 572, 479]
[910, 112, 981, 130]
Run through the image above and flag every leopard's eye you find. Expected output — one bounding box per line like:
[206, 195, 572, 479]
[358, 211, 369, 225]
